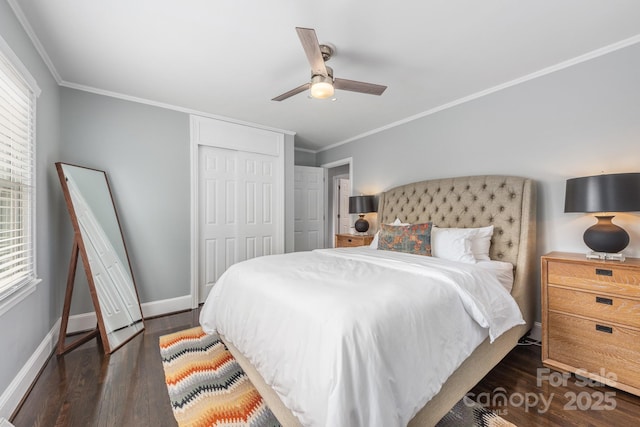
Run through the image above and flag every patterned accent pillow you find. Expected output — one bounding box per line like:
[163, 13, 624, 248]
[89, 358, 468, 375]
[377, 222, 433, 256]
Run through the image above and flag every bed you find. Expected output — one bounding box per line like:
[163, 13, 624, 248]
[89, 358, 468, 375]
[200, 175, 537, 427]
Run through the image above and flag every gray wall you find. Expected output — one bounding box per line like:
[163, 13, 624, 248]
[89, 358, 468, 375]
[294, 148, 317, 166]
[61, 88, 296, 313]
[60, 88, 191, 309]
[0, 1, 62, 402]
[317, 43, 640, 322]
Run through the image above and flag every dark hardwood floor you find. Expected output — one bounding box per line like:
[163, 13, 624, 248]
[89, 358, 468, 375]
[11, 310, 640, 426]
[469, 338, 640, 427]
[11, 309, 200, 427]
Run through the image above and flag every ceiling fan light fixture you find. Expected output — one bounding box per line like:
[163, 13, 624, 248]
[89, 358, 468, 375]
[271, 28, 387, 101]
[310, 74, 334, 99]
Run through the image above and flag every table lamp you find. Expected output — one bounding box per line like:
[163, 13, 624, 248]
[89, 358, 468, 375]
[565, 172, 640, 261]
[349, 195, 375, 233]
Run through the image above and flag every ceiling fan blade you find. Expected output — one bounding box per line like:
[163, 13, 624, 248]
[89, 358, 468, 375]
[334, 78, 387, 96]
[271, 83, 310, 101]
[296, 27, 328, 77]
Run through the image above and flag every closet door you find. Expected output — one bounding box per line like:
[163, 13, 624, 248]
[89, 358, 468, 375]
[192, 115, 285, 304]
[198, 146, 281, 302]
[236, 150, 279, 259]
[198, 146, 236, 303]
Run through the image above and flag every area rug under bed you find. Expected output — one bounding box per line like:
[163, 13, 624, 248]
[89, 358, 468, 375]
[159, 326, 279, 427]
[159, 326, 515, 427]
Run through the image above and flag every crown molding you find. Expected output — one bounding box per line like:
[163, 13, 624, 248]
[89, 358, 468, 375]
[9, 0, 295, 136]
[7, 0, 62, 85]
[294, 146, 316, 153]
[317, 34, 640, 153]
[8, 1, 638, 154]
[61, 80, 296, 135]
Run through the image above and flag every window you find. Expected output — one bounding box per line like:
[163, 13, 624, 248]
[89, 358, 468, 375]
[0, 36, 40, 311]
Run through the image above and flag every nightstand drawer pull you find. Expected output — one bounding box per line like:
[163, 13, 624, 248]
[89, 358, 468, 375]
[595, 324, 613, 334]
[595, 296, 613, 305]
[595, 268, 613, 276]
[347, 239, 353, 242]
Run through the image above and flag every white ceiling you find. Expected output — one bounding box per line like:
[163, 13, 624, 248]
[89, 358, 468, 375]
[9, 0, 640, 151]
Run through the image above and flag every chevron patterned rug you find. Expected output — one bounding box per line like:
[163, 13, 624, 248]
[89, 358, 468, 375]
[159, 326, 280, 427]
[160, 326, 515, 427]
[436, 399, 516, 427]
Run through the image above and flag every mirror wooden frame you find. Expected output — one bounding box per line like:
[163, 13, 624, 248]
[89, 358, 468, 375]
[55, 162, 145, 355]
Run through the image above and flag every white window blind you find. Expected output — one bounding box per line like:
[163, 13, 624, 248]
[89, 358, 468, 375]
[0, 49, 37, 299]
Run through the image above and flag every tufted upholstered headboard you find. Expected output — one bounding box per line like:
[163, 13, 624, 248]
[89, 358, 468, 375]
[377, 175, 537, 327]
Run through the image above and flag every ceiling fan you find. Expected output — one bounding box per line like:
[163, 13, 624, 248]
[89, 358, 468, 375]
[272, 27, 387, 101]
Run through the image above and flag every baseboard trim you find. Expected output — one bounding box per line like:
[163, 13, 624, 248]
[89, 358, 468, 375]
[141, 294, 192, 318]
[67, 294, 193, 333]
[1, 294, 193, 419]
[0, 319, 60, 420]
[66, 311, 98, 334]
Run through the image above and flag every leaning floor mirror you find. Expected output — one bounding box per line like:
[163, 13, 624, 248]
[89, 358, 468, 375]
[56, 162, 144, 355]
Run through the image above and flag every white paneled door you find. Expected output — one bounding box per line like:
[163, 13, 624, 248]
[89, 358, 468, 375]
[294, 166, 325, 251]
[198, 145, 281, 302]
[337, 178, 351, 236]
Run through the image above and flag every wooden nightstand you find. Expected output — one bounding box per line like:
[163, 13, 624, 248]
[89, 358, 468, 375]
[541, 251, 640, 396]
[335, 233, 374, 248]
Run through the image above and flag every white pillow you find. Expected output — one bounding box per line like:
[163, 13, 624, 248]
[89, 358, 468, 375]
[431, 227, 477, 263]
[431, 225, 494, 262]
[369, 218, 409, 248]
[470, 225, 494, 261]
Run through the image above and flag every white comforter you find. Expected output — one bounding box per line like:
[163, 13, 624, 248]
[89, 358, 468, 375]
[200, 247, 524, 427]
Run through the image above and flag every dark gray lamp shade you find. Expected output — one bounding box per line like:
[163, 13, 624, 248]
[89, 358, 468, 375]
[349, 195, 375, 233]
[564, 173, 640, 253]
[349, 195, 375, 215]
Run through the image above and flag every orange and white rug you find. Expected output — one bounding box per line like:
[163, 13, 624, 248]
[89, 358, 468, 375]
[159, 326, 280, 427]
